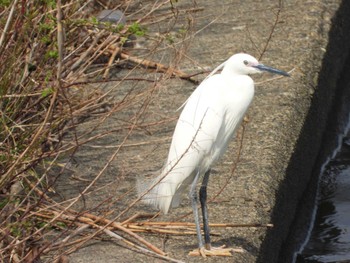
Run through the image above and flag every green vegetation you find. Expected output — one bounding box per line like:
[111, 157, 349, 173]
[41, 87, 54, 97]
[127, 22, 146, 36]
[45, 49, 59, 59]
[0, 0, 11, 7]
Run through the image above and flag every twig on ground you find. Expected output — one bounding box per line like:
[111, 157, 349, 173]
[128, 221, 274, 228]
[107, 45, 198, 83]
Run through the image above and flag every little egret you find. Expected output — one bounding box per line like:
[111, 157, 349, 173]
[138, 53, 289, 257]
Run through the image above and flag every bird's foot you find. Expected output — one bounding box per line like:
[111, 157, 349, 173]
[188, 245, 245, 257]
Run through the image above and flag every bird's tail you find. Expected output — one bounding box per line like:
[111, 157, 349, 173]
[137, 172, 175, 214]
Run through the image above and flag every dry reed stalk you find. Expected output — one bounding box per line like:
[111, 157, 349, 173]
[0, 0, 208, 262]
[0, 0, 20, 51]
[128, 221, 274, 228]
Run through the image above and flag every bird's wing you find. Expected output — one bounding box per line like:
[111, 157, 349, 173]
[153, 76, 228, 212]
[166, 75, 227, 173]
[149, 75, 251, 213]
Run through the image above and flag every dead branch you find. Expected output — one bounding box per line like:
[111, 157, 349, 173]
[107, 44, 198, 83]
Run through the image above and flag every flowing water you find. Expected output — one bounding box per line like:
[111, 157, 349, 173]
[295, 128, 350, 262]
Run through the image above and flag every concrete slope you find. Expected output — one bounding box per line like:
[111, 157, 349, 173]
[54, 1, 350, 262]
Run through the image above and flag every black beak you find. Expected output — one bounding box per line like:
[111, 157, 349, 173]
[253, 64, 290, 77]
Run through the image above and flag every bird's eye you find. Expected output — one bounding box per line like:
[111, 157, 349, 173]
[243, 60, 249, 65]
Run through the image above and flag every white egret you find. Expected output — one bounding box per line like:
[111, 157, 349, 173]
[138, 53, 289, 257]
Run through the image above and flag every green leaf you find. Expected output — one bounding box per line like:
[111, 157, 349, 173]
[46, 50, 58, 59]
[128, 22, 146, 36]
[41, 87, 54, 98]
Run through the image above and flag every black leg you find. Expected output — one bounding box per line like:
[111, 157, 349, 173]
[199, 169, 211, 250]
[189, 171, 204, 249]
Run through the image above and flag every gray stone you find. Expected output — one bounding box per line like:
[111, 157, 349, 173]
[97, 9, 126, 24]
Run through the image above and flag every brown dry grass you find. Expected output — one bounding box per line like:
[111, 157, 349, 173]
[0, 1, 201, 262]
[0, 0, 287, 262]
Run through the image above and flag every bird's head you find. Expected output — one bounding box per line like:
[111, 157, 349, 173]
[223, 53, 290, 77]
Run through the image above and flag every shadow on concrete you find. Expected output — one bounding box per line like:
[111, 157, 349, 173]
[258, 1, 350, 262]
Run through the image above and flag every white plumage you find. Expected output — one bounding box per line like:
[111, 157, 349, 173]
[139, 54, 259, 213]
[137, 53, 289, 256]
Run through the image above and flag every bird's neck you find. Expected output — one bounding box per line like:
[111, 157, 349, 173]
[221, 67, 244, 78]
